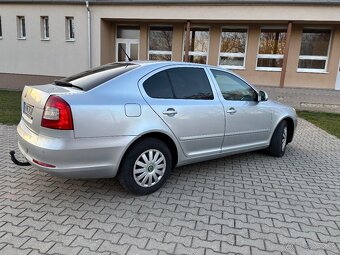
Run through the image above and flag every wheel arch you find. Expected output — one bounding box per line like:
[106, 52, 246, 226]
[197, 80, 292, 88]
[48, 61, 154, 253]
[117, 131, 179, 176]
[273, 117, 295, 144]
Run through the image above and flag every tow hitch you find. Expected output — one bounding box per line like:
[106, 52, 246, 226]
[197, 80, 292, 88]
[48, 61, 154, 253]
[9, 151, 31, 166]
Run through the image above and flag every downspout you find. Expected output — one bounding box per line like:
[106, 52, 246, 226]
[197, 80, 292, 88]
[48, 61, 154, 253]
[86, 1, 92, 69]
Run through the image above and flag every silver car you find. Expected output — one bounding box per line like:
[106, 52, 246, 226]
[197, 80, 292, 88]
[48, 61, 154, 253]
[15, 61, 297, 195]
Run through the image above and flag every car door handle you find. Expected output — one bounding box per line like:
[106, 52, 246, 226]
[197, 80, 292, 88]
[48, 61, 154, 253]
[163, 108, 177, 116]
[226, 108, 237, 114]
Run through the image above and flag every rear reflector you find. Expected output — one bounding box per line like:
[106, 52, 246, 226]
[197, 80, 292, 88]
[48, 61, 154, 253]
[33, 159, 56, 168]
[41, 96, 74, 130]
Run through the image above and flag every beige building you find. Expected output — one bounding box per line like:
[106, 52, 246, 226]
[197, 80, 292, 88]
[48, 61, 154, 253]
[1, 0, 340, 90]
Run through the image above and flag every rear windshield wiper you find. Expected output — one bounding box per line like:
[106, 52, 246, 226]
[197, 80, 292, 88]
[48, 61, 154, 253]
[53, 80, 84, 91]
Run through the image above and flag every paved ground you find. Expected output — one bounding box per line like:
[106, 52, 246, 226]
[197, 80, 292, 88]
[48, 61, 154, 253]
[0, 119, 339, 255]
[257, 86, 340, 113]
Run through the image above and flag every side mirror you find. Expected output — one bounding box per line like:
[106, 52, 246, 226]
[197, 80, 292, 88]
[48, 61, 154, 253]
[258, 90, 268, 101]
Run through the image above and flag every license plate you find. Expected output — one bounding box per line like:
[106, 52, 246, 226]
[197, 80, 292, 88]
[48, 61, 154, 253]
[23, 102, 34, 119]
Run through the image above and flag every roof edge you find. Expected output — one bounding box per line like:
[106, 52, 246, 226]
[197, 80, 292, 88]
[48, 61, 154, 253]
[2, 0, 340, 5]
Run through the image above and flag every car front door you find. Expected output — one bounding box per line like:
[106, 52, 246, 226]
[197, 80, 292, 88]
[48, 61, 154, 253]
[139, 66, 225, 157]
[208, 69, 272, 153]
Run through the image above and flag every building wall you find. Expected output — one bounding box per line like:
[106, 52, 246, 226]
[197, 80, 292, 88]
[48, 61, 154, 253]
[90, 4, 340, 89]
[0, 4, 88, 79]
[284, 24, 340, 89]
[0, 3, 340, 90]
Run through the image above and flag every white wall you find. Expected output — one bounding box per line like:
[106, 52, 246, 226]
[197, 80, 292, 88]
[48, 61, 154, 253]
[0, 4, 89, 77]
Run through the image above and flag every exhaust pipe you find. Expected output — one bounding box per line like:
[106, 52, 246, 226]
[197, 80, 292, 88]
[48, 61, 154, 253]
[9, 151, 31, 166]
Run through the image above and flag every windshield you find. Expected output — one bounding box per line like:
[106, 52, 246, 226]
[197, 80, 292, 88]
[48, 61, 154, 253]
[56, 63, 139, 91]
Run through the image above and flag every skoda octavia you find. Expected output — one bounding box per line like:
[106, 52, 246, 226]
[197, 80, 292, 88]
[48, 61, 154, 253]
[15, 62, 297, 195]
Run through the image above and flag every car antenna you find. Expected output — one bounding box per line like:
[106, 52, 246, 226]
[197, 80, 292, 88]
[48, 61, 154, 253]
[119, 44, 132, 61]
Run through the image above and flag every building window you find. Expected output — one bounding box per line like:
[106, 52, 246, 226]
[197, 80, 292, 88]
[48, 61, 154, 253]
[17, 16, 26, 39]
[65, 17, 75, 41]
[41, 16, 49, 40]
[257, 28, 287, 71]
[219, 28, 248, 69]
[298, 29, 332, 73]
[148, 26, 173, 61]
[0, 16, 3, 38]
[183, 27, 209, 64]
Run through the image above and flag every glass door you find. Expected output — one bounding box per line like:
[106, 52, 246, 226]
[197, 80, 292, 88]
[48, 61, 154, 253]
[116, 39, 140, 61]
[116, 26, 140, 62]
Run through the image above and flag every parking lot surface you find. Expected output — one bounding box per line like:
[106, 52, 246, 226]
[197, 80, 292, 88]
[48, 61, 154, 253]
[0, 118, 340, 255]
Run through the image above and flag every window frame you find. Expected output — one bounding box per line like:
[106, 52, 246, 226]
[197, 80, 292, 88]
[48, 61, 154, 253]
[218, 26, 249, 70]
[40, 16, 49, 40]
[182, 26, 210, 64]
[148, 25, 173, 61]
[65, 16, 75, 41]
[297, 27, 332, 74]
[17, 16, 26, 40]
[256, 26, 287, 72]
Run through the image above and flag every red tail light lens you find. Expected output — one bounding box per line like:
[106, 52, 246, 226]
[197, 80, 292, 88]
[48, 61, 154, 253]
[41, 96, 74, 130]
[33, 159, 56, 168]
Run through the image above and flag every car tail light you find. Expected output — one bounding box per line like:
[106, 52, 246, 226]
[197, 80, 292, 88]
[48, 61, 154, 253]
[41, 96, 74, 130]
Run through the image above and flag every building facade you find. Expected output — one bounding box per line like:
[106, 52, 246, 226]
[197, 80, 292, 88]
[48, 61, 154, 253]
[1, 0, 340, 90]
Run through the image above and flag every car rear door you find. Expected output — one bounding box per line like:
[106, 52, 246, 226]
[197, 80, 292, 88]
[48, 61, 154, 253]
[208, 68, 272, 152]
[139, 65, 225, 157]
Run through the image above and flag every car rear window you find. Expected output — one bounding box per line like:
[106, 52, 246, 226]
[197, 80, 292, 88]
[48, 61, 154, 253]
[56, 63, 139, 91]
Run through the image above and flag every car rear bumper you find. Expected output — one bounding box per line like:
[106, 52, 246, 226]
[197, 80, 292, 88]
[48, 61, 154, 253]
[17, 120, 135, 178]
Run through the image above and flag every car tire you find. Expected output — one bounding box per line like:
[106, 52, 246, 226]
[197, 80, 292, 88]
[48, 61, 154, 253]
[268, 120, 288, 157]
[118, 138, 172, 195]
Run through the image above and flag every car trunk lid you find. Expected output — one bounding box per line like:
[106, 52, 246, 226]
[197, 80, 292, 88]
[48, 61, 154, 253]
[21, 84, 82, 134]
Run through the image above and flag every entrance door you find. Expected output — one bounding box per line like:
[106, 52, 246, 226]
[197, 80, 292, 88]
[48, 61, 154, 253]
[336, 60, 340, 90]
[116, 26, 140, 62]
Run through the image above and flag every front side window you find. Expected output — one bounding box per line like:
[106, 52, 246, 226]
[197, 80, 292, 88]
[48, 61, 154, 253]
[65, 17, 75, 40]
[298, 29, 331, 72]
[211, 69, 257, 101]
[257, 28, 287, 70]
[148, 26, 173, 61]
[17, 16, 26, 39]
[219, 28, 248, 69]
[183, 27, 209, 64]
[41, 16, 49, 40]
[143, 67, 213, 100]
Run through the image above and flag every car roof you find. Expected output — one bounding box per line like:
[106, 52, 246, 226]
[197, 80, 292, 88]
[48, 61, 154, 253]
[119, 60, 215, 69]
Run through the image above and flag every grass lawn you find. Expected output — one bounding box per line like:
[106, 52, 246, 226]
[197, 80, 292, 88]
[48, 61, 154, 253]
[0, 90, 22, 125]
[297, 111, 340, 139]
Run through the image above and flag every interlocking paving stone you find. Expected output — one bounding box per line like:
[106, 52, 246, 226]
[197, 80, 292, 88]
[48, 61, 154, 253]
[0, 118, 340, 254]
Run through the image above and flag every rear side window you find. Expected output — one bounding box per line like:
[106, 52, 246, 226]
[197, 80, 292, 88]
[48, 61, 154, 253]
[143, 70, 174, 98]
[167, 68, 213, 100]
[143, 67, 213, 100]
[56, 63, 139, 91]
